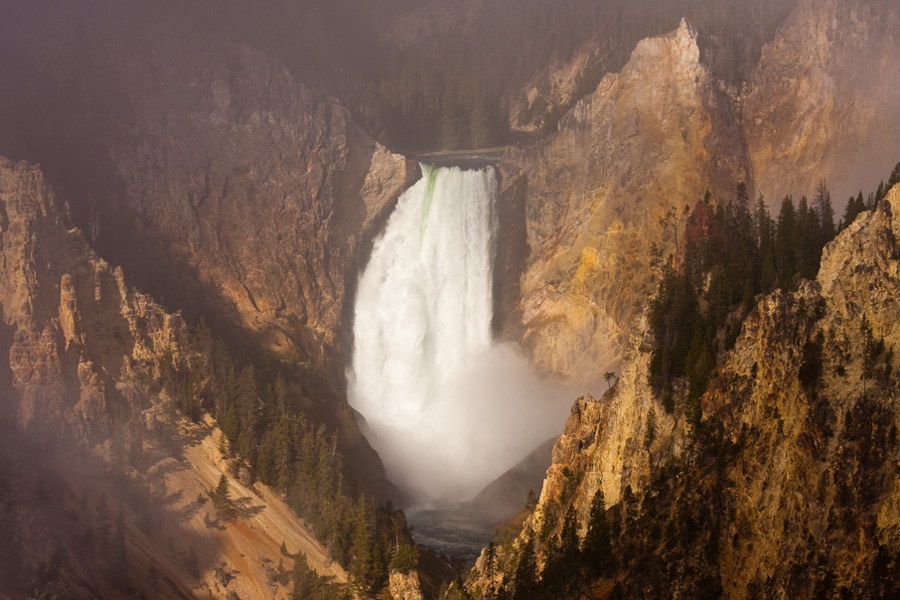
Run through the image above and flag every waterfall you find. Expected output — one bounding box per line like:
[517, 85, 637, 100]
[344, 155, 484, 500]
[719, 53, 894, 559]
[349, 165, 567, 501]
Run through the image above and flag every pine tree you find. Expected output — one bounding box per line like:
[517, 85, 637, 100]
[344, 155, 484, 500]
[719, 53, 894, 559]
[256, 429, 277, 485]
[775, 195, 797, 289]
[484, 541, 497, 594]
[842, 192, 866, 229]
[874, 182, 887, 208]
[581, 489, 612, 574]
[389, 536, 419, 573]
[888, 161, 900, 190]
[291, 553, 316, 600]
[221, 403, 240, 449]
[275, 415, 293, 495]
[814, 180, 836, 245]
[558, 506, 580, 565]
[211, 474, 233, 521]
[542, 506, 580, 592]
[351, 494, 374, 590]
[796, 195, 822, 280]
[512, 532, 538, 600]
[754, 193, 776, 291]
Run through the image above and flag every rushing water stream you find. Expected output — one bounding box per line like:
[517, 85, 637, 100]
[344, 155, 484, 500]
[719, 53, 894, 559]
[348, 164, 567, 534]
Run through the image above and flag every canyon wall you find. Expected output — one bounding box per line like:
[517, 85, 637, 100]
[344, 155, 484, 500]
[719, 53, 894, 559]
[500, 0, 900, 382]
[1, 4, 418, 393]
[103, 31, 417, 382]
[466, 184, 900, 597]
[0, 157, 351, 598]
[499, 20, 747, 382]
[744, 0, 900, 204]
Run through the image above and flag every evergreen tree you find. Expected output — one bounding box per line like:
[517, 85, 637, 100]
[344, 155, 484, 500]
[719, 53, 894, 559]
[542, 506, 580, 591]
[221, 403, 240, 450]
[315, 427, 339, 500]
[443, 579, 471, 600]
[389, 536, 419, 573]
[796, 195, 821, 280]
[484, 541, 497, 595]
[814, 180, 836, 245]
[275, 415, 293, 495]
[213, 474, 230, 504]
[236, 365, 260, 462]
[889, 161, 900, 190]
[648, 264, 699, 386]
[255, 429, 277, 485]
[350, 494, 374, 590]
[842, 192, 867, 229]
[775, 195, 797, 289]
[211, 474, 234, 521]
[581, 489, 612, 574]
[874, 183, 887, 208]
[754, 193, 776, 291]
[291, 553, 316, 600]
[512, 532, 538, 600]
[728, 183, 757, 301]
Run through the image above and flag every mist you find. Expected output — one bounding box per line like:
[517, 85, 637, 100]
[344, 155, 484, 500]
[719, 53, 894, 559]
[348, 165, 572, 503]
[354, 343, 571, 502]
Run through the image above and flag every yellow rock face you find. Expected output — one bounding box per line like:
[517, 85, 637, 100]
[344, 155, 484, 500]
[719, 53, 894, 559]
[502, 1, 900, 385]
[1, 156, 348, 598]
[744, 0, 900, 204]
[503, 19, 746, 384]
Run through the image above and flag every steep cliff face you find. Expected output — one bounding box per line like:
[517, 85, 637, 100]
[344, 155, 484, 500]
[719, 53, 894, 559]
[700, 186, 900, 597]
[0, 157, 188, 435]
[500, 0, 900, 383]
[102, 29, 416, 385]
[466, 185, 900, 598]
[506, 38, 614, 135]
[743, 0, 900, 203]
[1, 5, 417, 393]
[389, 569, 425, 600]
[500, 20, 747, 382]
[0, 157, 353, 599]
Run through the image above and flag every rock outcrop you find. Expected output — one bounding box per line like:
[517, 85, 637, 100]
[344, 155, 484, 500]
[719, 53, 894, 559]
[1, 4, 418, 392]
[499, 0, 900, 383]
[744, 0, 900, 203]
[500, 19, 747, 382]
[0, 158, 349, 598]
[0, 157, 188, 435]
[466, 185, 900, 597]
[389, 569, 425, 600]
[100, 28, 417, 386]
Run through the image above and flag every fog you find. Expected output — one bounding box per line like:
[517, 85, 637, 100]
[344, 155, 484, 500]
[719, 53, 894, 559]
[353, 343, 572, 502]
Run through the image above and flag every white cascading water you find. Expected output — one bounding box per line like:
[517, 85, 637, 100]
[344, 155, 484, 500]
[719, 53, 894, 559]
[349, 165, 567, 501]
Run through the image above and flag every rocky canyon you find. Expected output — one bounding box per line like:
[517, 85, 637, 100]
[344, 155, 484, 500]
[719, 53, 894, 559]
[2, 0, 900, 598]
